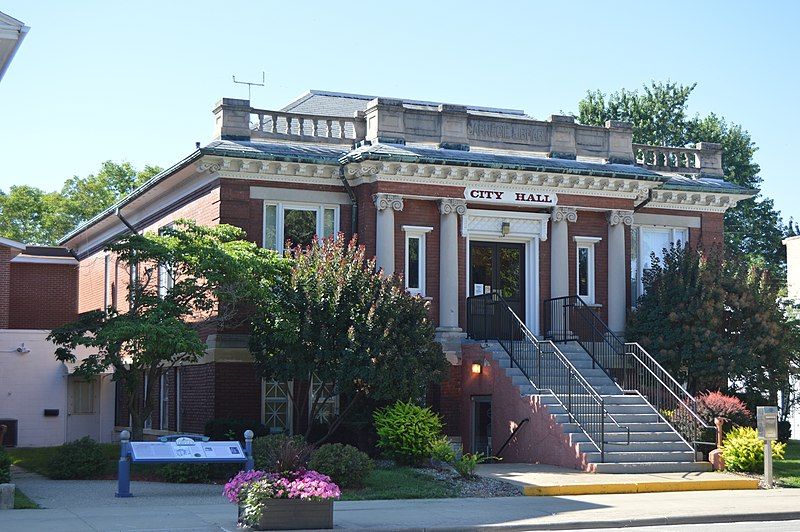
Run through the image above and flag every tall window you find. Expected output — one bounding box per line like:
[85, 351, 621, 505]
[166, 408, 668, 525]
[159, 374, 169, 430]
[263, 203, 338, 252]
[158, 224, 175, 298]
[310, 378, 339, 425]
[402, 226, 432, 296]
[574, 236, 601, 304]
[631, 226, 689, 302]
[263, 380, 292, 434]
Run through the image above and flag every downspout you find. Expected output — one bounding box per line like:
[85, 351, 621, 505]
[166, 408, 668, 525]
[115, 207, 138, 234]
[338, 165, 358, 236]
[633, 187, 656, 212]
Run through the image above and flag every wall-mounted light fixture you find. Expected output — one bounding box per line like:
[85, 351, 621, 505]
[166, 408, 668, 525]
[471, 362, 482, 374]
[500, 221, 510, 237]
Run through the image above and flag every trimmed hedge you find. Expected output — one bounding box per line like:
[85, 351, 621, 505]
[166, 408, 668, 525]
[47, 437, 105, 479]
[0, 448, 10, 483]
[309, 443, 373, 488]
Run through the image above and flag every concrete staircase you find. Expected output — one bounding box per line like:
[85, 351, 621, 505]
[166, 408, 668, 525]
[486, 341, 712, 473]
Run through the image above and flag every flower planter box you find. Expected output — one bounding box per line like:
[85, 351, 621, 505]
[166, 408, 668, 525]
[239, 499, 334, 530]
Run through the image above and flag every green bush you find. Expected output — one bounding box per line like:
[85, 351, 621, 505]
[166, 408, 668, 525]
[373, 401, 444, 465]
[252, 434, 313, 472]
[159, 463, 210, 483]
[430, 436, 456, 463]
[309, 443, 373, 488]
[204, 418, 269, 442]
[452, 452, 487, 478]
[722, 426, 786, 473]
[0, 448, 10, 484]
[46, 437, 106, 479]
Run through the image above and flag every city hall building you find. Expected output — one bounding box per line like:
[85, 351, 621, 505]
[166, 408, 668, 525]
[17, 90, 754, 469]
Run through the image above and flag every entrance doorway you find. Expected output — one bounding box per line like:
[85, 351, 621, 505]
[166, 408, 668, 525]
[472, 396, 492, 455]
[469, 241, 525, 319]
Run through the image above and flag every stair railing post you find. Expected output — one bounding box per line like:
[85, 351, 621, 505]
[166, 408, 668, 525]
[562, 300, 567, 343]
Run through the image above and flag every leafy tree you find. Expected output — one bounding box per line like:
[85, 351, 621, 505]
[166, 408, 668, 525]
[0, 161, 161, 245]
[249, 236, 446, 443]
[577, 81, 788, 277]
[628, 244, 800, 397]
[49, 221, 284, 440]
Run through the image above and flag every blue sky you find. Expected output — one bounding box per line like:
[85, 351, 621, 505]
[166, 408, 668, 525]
[1, 1, 798, 223]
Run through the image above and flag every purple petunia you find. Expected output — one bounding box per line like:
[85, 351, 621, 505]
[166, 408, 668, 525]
[223, 469, 341, 504]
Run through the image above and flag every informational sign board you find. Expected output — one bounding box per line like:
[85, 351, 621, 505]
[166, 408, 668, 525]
[129, 439, 245, 463]
[757, 406, 779, 440]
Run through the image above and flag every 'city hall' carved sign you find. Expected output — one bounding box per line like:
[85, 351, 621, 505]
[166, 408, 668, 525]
[464, 187, 557, 206]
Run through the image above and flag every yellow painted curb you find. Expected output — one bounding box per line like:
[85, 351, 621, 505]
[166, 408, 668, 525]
[523, 478, 759, 496]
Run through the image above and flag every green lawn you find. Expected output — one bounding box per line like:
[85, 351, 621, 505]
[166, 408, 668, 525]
[9, 446, 459, 500]
[14, 488, 39, 509]
[340, 466, 456, 500]
[775, 439, 800, 487]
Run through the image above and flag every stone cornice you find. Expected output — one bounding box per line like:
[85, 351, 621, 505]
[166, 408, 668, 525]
[551, 206, 578, 223]
[648, 189, 751, 213]
[198, 156, 341, 186]
[438, 198, 467, 216]
[344, 161, 654, 201]
[373, 193, 404, 211]
[607, 209, 634, 226]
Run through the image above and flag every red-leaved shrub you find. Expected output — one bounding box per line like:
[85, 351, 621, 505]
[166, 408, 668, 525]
[695, 391, 752, 427]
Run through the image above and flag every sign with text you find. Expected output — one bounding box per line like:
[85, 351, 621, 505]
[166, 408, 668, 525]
[129, 440, 245, 463]
[464, 187, 557, 207]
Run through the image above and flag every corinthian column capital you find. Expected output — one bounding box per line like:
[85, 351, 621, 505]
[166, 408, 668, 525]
[373, 193, 404, 211]
[607, 209, 634, 226]
[551, 206, 577, 223]
[438, 198, 467, 216]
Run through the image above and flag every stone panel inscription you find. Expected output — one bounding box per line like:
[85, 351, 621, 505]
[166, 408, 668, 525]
[467, 119, 548, 145]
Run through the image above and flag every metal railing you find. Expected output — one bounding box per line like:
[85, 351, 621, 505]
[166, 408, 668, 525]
[542, 295, 713, 450]
[467, 292, 630, 462]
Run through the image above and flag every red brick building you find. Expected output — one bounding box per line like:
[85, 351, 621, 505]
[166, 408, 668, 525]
[56, 91, 754, 470]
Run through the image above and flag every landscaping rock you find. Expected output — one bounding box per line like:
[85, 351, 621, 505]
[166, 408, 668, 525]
[417, 468, 521, 498]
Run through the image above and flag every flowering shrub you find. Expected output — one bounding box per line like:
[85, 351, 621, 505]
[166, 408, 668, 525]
[696, 391, 752, 428]
[722, 426, 785, 473]
[224, 469, 341, 526]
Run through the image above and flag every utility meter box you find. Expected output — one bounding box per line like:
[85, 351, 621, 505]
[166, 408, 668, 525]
[757, 406, 779, 440]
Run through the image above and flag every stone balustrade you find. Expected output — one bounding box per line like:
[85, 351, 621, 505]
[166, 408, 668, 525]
[633, 142, 723, 176]
[250, 110, 366, 143]
[212, 98, 724, 176]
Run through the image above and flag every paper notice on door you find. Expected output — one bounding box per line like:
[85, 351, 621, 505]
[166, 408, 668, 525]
[474, 284, 484, 295]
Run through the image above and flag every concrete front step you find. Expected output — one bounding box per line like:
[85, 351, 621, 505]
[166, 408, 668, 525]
[569, 430, 686, 443]
[584, 450, 696, 464]
[551, 413, 662, 425]
[545, 403, 657, 415]
[591, 461, 713, 473]
[576, 441, 691, 453]
[560, 421, 676, 433]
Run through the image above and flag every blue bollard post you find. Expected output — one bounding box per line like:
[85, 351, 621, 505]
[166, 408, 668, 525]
[244, 429, 254, 471]
[116, 429, 133, 498]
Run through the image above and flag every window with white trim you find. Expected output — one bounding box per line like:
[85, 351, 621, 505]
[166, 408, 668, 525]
[631, 225, 689, 302]
[262, 380, 293, 434]
[263, 202, 339, 252]
[309, 378, 339, 425]
[402, 226, 432, 296]
[574, 236, 601, 304]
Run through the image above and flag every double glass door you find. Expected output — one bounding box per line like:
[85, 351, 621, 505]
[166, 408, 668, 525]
[470, 241, 525, 320]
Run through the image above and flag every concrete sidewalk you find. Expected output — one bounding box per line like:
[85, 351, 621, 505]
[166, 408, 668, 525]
[476, 463, 760, 495]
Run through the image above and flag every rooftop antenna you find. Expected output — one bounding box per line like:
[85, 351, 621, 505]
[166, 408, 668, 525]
[232, 71, 266, 101]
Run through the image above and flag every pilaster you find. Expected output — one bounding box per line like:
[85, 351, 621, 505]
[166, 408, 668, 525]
[373, 193, 404, 275]
[607, 209, 633, 335]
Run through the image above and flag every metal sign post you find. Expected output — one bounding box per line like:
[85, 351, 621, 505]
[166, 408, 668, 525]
[116, 429, 255, 498]
[757, 406, 779, 489]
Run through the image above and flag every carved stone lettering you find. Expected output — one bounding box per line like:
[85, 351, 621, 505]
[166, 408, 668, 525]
[467, 119, 547, 144]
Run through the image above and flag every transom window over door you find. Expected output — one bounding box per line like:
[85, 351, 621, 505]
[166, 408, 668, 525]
[263, 202, 339, 252]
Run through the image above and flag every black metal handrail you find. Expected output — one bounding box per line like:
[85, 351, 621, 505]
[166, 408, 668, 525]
[467, 292, 630, 462]
[542, 295, 713, 450]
